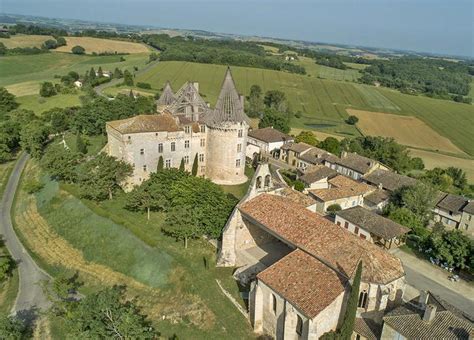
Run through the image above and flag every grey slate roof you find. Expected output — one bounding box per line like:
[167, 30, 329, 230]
[336, 206, 409, 239]
[329, 152, 379, 174]
[463, 201, 474, 214]
[436, 193, 468, 213]
[167, 81, 209, 115]
[363, 169, 418, 192]
[156, 81, 175, 106]
[248, 127, 293, 143]
[206, 67, 250, 125]
[354, 317, 382, 340]
[298, 147, 330, 165]
[281, 142, 314, 154]
[364, 189, 390, 206]
[299, 165, 337, 185]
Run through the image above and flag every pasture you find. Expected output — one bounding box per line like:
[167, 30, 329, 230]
[296, 57, 361, 82]
[349, 109, 465, 155]
[55, 36, 150, 54]
[16, 94, 82, 114]
[408, 149, 474, 182]
[0, 34, 50, 48]
[136, 61, 474, 154]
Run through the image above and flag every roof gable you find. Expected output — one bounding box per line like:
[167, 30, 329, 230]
[107, 114, 181, 134]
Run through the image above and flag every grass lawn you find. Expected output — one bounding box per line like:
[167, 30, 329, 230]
[296, 56, 361, 82]
[0, 160, 15, 197]
[63, 132, 107, 155]
[0, 246, 19, 314]
[137, 60, 474, 156]
[221, 165, 255, 200]
[13, 160, 254, 339]
[16, 93, 82, 114]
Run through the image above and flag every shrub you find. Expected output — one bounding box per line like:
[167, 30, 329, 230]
[71, 45, 85, 55]
[327, 204, 342, 217]
[23, 179, 44, 194]
[137, 82, 151, 89]
[346, 115, 359, 125]
[293, 180, 305, 192]
[39, 82, 57, 97]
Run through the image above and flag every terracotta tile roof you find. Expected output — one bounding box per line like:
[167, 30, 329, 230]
[363, 169, 418, 192]
[298, 147, 330, 164]
[281, 142, 314, 154]
[364, 189, 390, 206]
[240, 194, 404, 284]
[329, 152, 379, 174]
[299, 165, 337, 185]
[248, 127, 293, 143]
[107, 114, 181, 134]
[273, 188, 316, 207]
[329, 175, 361, 188]
[257, 249, 347, 318]
[335, 206, 409, 239]
[436, 193, 469, 213]
[309, 183, 374, 202]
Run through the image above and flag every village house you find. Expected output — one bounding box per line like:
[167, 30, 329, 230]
[279, 142, 314, 167]
[308, 175, 374, 214]
[106, 68, 250, 186]
[73, 80, 83, 88]
[433, 193, 474, 237]
[363, 169, 418, 192]
[273, 187, 317, 212]
[324, 151, 388, 180]
[334, 206, 409, 249]
[246, 127, 293, 160]
[295, 147, 331, 171]
[381, 291, 474, 339]
[297, 164, 338, 190]
[363, 189, 390, 212]
[218, 166, 406, 339]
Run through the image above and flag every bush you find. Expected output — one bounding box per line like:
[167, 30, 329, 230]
[136, 82, 151, 89]
[293, 180, 305, 192]
[327, 204, 342, 217]
[23, 179, 44, 194]
[346, 115, 359, 125]
[71, 45, 85, 55]
[39, 82, 57, 97]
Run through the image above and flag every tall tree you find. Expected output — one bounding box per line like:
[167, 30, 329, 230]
[191, 153, 198, 176]
[123, 70, 134, 86]
[248, 84, 264, 118]
[0, 314, 26, 339]
[157, 155, 164, 171]
[125, 184, 154, 220]
[41, 144, 81, 183]
[258, 108, 290, 133]
[20, 120, 49, 159]
[179, 158, 185, 172]
[162, 206, 198, 248]
[76, 134, 87, 154]
[0, 87, 19, 113]
[295, 131, 318, 146]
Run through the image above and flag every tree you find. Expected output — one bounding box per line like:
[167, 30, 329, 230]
[346, 115, 359, 125]
[179, 158, 185, 172]
[387, 206, 425, 230]
[393, 182, 437, 223]
[258, 108, 290, 133]
[113, 67, 123, 79]
[326, 204, 342, 217]
[429, 229, 472, 269]
[39, 81, 57, 97]
[294, 180, 305, 192]
[319, 137, 341, 155]
[71, 45, 85, 54]
[0, 314, 26, 339]
[0, 87, 19, 113]
[445, 167, 467, 189]
[42, 39, 57, 49]
[89, 67, 96, 81]
[248, 84, 264, 118]
[77, 153, 133, 200]
[191, 153, 198, 176]
[47, 108, 69, 134]
[20, 121, 49, 159]
[125, 184, 155, 220]
[97, 66, 104, 78]
[76, 134, 87, 154]
[295, 131, 318, 146]
[264, 90, 287, 111]
[157, 155, 164, 171]
[0, 254, 14, 281]
[23, 178, 44, 194]
[55, 36, 67, 46]
[41, 145, 81, 182]
[123, 70, 134, 86]
[162, 206, 199, 248]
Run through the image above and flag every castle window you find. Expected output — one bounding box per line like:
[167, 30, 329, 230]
[171, 142, 176, 152]
[185, 140, 190, 148]
[158, 143, 163, 153]
[236, 159, 241, 167]
[200, 125, 206, 133]
[185, 126, 190, 134]
[143, 165, 147, 172]
[358, 291, 368, 308]
[184, 156, 189, 164]
[128, 136, 131, 141]
[272, 294, 277, 314]
[237, 144, 242, 152]
[238, 129, 243, 138]
[165, 159, 171, 168]
[354, 226, 359, 235]
[200, 139, 206, 147]
[344, 222, 348, 229]
[296, 315, 303, 336]
[140, 149, 144, 155]
[199, 154, 204, 162]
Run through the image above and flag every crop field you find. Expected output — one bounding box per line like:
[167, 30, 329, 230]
[16, 93, 82, 114]
[137, 61, 474, 155]
[55, 37, 150, 54]
[348, 109, 465, 155]
[469, 77, 474, 101]
[0, 52, 149, 96]
[296, 57, 361, 82]
[0, 34, 51, 48]
[408, 149, 474, 181]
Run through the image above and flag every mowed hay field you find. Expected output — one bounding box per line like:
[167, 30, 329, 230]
[296, 57, 362, 82]
[409, 149, 474, 182]
[55, 37, 150, 54]
[137, 61, 474, 155]
[348, 109, 466, 155]
[0, 34, 51, 48]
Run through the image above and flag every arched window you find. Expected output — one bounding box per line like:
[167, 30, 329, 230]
[256, 176, 262, 189]
[296, 314, 303, 336]
[358, 291, 368, 308]
[264, 174, 271, 187]
[272, 294, 277, 314]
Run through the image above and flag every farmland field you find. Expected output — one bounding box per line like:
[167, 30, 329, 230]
[16, 93, 82, 114]
[136, 61, 474, 155]
[0, 34, 51, 48]
[348, 109, 465, 155]
[55, 36, 150, 54]
[408, 149, 474, 182]
[296, 57, 361, 82]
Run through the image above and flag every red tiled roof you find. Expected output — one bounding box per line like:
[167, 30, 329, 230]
[107, 114, 181, 134]
[257, 249, 347, 318]
[240, 194, 404, 284]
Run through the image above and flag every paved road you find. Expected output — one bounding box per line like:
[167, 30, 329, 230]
[0, 153, 51, 320]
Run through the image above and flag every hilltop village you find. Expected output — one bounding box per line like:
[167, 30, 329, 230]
[104, 69, 473, 339]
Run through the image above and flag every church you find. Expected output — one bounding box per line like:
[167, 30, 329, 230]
[105, 68, 250, 186]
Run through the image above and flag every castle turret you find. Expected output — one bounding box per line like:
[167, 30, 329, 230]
[205, 67, 250, 185]
[156, 81, 175, 108]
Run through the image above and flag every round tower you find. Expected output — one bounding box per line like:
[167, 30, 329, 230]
[206, 68, 250, 185]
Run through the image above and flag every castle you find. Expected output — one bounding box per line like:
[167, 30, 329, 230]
[106, 68, 250, 186]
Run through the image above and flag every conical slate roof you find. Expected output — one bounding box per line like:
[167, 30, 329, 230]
[167, 81, 209, 115]
[206, 67, 249, 125]
[156, 81, 175, 106]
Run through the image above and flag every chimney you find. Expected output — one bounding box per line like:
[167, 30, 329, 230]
[341, 151, 348, 158]
[423, 304, 437, 323]
[418, 290, 429, 308]
[192, 82, 199, 92]
[378, 183, 383, 190]
[239, 94, 245, 108]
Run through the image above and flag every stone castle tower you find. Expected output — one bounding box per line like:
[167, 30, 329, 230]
[105, 67, 249, 186]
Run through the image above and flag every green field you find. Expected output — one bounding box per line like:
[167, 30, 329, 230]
[136, 61, 474, 155]
[16, 93, 82, 114]
[296, 57, 362, 82]
[0, 52, 150, 96]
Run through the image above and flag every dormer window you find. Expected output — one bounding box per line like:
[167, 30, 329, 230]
[238, 129, 243, 138]
[200, 125, 206, 133]
[185, 126, 190, 134]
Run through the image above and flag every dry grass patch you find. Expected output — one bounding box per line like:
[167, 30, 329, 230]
[290, 128, 345, 141]
[348, 109, 466, 155]
[0, 34, 51, 48]
[55, 37, 149, 54]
